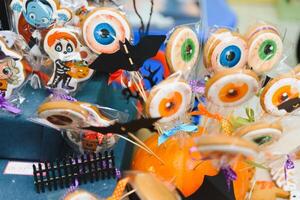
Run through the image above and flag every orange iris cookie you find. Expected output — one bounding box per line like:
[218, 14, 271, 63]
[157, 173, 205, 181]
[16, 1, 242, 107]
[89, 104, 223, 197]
[205, 69, 260, 107]
[260, 76, 300, 116]
[203, 28, 248, 73]
[246, 23, 283, 74]
[146, 79, 192, 123]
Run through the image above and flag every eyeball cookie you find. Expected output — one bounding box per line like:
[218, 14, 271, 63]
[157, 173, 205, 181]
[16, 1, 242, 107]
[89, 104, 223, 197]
[37, 101, 111, 129]
[246, 23, 283, 74]
[194, 135, 259, 159]
[203, 29, 248, 73]
[146, 79, 192, 123]
[205, 69, 260, 107]
[260, 76, 300, 116]
[235, 122, 282, 147]
[82, 7, 131, 54]
[166, 26, 200, 73]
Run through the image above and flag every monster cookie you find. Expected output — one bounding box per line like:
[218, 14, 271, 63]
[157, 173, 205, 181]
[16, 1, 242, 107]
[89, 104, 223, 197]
[194, 135, 259, 159]
[10, 0, 71, 56]
[0, 38, 25, 99]
[166, 26, 199, 73]
[145, 79, 192, 123]
[44, 28, 93, 92]
[260, 75, 300, 116]
[63, 190, 98, 200]
[82, 7, 131, 54]
[235, 121, 282, 147]
[246, 23, 283, 74]
[203, 28, 248, 73]
[205, 69, 259, 107]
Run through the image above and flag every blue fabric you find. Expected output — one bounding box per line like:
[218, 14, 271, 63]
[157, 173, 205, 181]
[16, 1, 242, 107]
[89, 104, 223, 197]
[0, 139, 128, 200]
[0, 74, 137, 161]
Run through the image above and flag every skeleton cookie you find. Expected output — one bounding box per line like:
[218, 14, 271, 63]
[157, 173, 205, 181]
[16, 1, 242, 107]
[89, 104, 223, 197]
[44, 28, 93, 92]
[0, 38, 25, 99]
[10, 0, 71, 56]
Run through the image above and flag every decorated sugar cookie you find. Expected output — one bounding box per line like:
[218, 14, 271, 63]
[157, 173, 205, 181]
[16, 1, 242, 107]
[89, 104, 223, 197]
[246, 23, 283, 74]
[10, 0, 72, 56]
[37, 100, 111, 129]
[146, 78, 192, 123]
[203, 28, 248, 73]
[194, 134, 259, 159]
[44, 28, 93, 92]
[166, 26, 200, 73]
[205, 69, 259, 107]
[63, 189, 98, 200]
[82, 7, 131, 54]
[0, 38, 25, 99]
[235, 121, 283, 147]
[251, 181, 290, 200]
[260, 76, 300, 116]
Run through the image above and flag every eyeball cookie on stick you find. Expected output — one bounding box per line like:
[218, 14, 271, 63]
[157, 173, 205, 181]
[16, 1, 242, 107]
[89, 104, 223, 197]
[203, 28, 248, 73]
[145, 75, 192, 124]
[166, 26, 200, 74]
[205, 69, 260, 107]
[10, 0, 72, 56]
[246, 22, 283, 74]
[82, 7, 131, 55]
[260, 75, 300, 116]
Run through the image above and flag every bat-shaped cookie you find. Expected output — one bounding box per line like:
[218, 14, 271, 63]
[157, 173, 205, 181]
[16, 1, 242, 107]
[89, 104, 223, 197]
[89, 35, 166, 74]
[82, 117, 160, 135]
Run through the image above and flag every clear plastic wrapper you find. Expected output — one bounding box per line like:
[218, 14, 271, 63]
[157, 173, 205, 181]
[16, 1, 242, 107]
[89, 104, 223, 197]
[0, 31, 31, 115]
[165, 22, 202, 80]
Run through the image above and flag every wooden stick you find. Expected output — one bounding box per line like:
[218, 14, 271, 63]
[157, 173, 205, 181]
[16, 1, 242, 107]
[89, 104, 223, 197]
[121, 189, 137, 200]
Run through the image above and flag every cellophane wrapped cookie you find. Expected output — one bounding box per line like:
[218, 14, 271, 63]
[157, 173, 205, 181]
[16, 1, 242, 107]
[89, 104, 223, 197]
[0, 30, 31, 115]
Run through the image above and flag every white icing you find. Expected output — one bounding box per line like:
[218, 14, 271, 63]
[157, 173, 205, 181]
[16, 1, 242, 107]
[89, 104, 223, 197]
[263, 77, 300, 116]
[169, 27, 199, 72]
[148, 81, 192, 123]
[80, 103, 111, 127]
[248, 32, 283, 74]
[196, 145, 258, 158]
[207, 73, 259, 107]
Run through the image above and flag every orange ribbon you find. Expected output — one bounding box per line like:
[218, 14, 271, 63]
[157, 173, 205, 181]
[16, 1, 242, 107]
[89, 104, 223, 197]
[107, 178, 130, 200]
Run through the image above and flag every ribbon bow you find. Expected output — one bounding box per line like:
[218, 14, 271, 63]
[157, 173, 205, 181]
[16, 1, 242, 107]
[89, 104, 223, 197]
[158, 124, 198, 145]
[284, 154, 295, 181]
[0, 92, 21, 114]
[189, 80, 206, 94]
[230, 107, 255, 129]
[221, 166, 237, 191]
[49, 90, 77, 102]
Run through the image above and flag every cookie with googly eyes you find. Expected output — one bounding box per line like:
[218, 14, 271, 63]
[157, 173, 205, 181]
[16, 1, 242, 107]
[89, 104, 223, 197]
[37, 101, 111, 129]
[194, 135, 259, 159]
[205, 69, 260, 107]
[44, 28, 93, 92]
[246, 23, 283, 74]
[235, 121, 282, 147]
[0, 38, 25, 99]
[203, 28, 248, 73]
[10, 0, 72, 56]
[260, 75, 300, 116]
[166, 26, 200, 73]
[82, 7, 131, 54]
[145, 79, 192, 123]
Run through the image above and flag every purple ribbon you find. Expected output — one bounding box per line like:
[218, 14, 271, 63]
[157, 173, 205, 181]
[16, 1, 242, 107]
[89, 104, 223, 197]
[63, 178, 79, 198]
[115, 168, 121, 179]
[0, 92, 21, 114]
[189, 80, 205, 94]
[284, 154, 295, 181]
[49, 90, 77, 102]
[221, 166, 237, 190]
